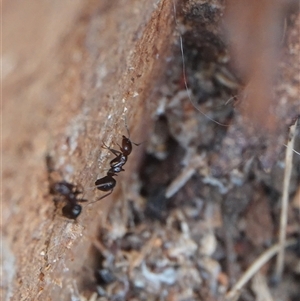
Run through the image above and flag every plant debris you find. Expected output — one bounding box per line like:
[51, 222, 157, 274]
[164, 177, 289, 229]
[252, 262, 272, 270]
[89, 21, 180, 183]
[80, 1, 300, 300]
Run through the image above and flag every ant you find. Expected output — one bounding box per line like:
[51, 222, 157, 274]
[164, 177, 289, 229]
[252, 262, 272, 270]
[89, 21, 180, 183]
[93, 124, 139, 202]
[50, 181, 88, 219]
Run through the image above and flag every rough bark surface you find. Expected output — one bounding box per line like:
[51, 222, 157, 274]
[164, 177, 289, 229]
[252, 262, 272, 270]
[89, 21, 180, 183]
[2, 1, 174, 300]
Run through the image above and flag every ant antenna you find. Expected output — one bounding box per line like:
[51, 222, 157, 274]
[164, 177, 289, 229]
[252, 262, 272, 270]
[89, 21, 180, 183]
[124, 115, 131, 138]
[172, 0, 230, 127]
[123, 115, 141, 146]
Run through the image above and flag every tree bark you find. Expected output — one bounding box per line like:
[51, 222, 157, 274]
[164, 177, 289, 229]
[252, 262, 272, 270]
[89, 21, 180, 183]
[2, 1, 174, 300]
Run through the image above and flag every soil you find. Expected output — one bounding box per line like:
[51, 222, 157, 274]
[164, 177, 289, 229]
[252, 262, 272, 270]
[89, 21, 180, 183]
[2, 0, 300, 301]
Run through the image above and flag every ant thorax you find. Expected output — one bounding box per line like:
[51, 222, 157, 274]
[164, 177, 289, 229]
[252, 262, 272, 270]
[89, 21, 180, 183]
[110, 154, 127, 173]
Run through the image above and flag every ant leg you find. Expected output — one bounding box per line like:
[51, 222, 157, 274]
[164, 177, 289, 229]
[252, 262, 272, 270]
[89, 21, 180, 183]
[102, 142, 122, 156]
[132, 141, 141, 146]
[71, 185, 89, 203]
[124, 115, 131, 139]
[88, 189, 114, 205]
[78, 198, 88, 203]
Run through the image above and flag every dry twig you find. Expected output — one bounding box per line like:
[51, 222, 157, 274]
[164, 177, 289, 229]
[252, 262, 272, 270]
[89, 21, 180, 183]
[275, 118, 298, 280]
[225, 239, 297, 301]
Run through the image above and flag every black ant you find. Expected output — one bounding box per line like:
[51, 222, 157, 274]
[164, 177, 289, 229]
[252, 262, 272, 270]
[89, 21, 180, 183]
[93, 125, 139, 202]
[50, 181, 88, 219]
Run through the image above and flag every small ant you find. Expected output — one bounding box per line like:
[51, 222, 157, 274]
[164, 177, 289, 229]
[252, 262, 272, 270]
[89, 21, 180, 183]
[50, 181, 88, 219]
[93, 125, 139, 202]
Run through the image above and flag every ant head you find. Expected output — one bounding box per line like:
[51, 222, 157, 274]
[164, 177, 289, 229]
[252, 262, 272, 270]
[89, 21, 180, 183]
[121, 135, 132, 156]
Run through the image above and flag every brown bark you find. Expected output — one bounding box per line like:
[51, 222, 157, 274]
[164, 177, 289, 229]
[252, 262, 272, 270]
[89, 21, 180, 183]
[2, 1, 174, 300]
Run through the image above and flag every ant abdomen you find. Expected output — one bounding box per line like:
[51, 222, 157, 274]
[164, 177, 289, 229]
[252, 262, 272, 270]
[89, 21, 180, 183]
[62, 203, 82, 220]
[95, 176, 116, 192]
